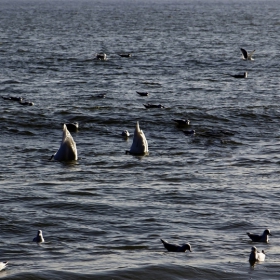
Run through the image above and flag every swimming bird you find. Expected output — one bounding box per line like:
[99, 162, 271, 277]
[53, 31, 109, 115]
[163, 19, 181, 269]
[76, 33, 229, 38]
[247, 229, 272, 243]
[161, 239, 192, 252]
[50, 124, 78, 161]
[33, 230, 45, 243]
[183, 130, 195, 135]
[240, 48, 255, 60]
[136, 91, 149, 96]
[249, 246, 265, 263]
[128, 121, 148, 154]
[65, 122, 79, 132]
[172, 119, 190, 126]
[96, 53, 107, 60]
[122, 130, 130, 137]
[19, 101, 34, 106]
[118, 53, 132, 57]
[0, 261, 8, 272]
[228, 72, 248, 79]
[2, 96, 23, 102]
[143, 103, 164, 109]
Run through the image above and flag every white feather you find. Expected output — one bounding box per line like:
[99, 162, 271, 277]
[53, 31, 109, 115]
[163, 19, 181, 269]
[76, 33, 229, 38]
[53, 124, 78, 161]
[129, 122, 148, 154]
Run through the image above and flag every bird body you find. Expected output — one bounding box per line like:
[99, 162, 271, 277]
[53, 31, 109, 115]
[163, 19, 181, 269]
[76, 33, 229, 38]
[240, 48, 255, 60]
[51, 124, 78, 161]
[161, 239, 192, 252]
[173, 119, 190, 126]
[137, 91, 149, 96]
[228, 72, 247, 78]
[0, 262, 8, 272]
[129, 122, 148, 154]
[33, 230, 45, 243]
[183, 130, 196, 135]
[143, 103, 164, 108]
[249, 246, 265, 263]
[96, 53, 107, 60]
[118, 53, 131, 57]
[247, 229, 272, 243]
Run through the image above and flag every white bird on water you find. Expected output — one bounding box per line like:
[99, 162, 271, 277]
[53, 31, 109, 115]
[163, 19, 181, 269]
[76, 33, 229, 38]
[51, 124, 78, 161]
[33, 230, 45, 243]
[128, 122, 148, 155]
[0, 261, 8, 272]
[249, 246, 265, 263]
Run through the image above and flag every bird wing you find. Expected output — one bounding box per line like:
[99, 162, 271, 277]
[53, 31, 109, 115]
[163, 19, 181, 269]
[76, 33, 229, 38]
[248, 50, 255, 59]
[247, 232, 261, 242]
[240, 48, 248, 59]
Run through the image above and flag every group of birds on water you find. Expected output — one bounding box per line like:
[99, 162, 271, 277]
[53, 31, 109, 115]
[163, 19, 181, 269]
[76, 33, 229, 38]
[0, 47, 259, 272]
[0, 228, 271, 272]
[1, 47, 256, 161]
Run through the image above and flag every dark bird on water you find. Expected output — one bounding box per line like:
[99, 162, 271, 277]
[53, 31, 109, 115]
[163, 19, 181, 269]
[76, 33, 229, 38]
[247, 229, 272, 243]
[143, 103, 164, 109]
[228, 72, 248, 79]
[161, 239, 192, 252]
[172, 119, 190, 126]
[137, 91, 149, 96]
[118, 53, 132, 57]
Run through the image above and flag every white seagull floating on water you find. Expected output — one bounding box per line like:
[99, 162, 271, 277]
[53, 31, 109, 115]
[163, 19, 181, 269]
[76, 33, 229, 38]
[51, 124, 78, 161]
[127, 121, 148, 155]
[240, 48, 255, 60]
[249, 246, 265, 263]
[33, 230, 45, 243]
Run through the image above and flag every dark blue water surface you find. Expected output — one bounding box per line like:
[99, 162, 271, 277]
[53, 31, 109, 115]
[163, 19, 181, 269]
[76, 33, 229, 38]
[0, 0, 280, 279]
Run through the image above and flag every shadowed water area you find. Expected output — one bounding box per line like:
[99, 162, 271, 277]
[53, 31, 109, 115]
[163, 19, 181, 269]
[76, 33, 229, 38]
[0, 0, 280, 279]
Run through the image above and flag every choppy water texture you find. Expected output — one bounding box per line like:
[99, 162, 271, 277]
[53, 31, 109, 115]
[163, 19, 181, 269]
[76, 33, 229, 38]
[0, 0, 280, 279]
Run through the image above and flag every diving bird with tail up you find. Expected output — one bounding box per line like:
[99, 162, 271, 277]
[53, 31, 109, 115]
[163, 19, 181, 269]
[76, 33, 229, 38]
[127, 121, 148, 155]
[50, 124, 78, 161]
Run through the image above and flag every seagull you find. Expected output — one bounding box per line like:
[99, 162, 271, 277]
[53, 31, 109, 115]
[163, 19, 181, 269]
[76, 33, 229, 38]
[161, 239, 192, 252]
[19, 101, 34, 106]
[0, 262, 8, 272]
[136, 91, 149, 96]
[143, 103, 164, 108]
[249, 246, 265, 263]
[50, 124, 78, 161]
[121, 130, 130, 137]
[33, 230, 45, 243]
[240, 48, 255, 60]
[65, 122, 79, 132]
[247, 229, 272, 243]
[228, 72, 248, 79]
[118, 53, 132, 57]
[96, 53, 107, 60]
[127, 121, 148, 155]
[172, 119, 190, 126]
[2, 96, 23, 102]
